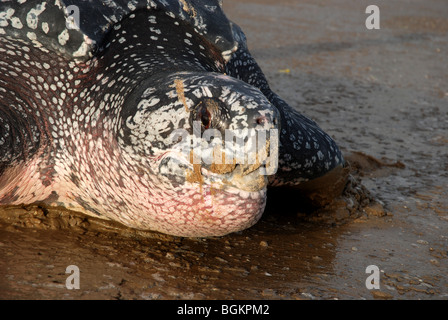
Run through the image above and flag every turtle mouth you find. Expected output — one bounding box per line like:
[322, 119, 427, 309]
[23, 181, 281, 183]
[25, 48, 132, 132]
[200, 163, 268, 193]
[157, 151, 270, 193]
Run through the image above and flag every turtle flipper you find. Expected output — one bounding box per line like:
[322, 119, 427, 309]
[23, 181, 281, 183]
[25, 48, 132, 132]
[225, 24, 345, 187]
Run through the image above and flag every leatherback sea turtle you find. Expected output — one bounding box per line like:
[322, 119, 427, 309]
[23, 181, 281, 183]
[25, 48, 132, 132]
[0, 0, 345, 237]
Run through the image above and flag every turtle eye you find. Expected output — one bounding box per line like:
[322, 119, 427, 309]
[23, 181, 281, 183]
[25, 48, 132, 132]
[198, 105, 212, 130]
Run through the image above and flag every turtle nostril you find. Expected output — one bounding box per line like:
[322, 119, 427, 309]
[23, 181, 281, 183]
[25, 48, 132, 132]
[255, 114, 279, 129]
[255, 116, 268, 125]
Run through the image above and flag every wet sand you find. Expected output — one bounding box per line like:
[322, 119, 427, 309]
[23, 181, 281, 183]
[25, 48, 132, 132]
[1, 0, 447, 299]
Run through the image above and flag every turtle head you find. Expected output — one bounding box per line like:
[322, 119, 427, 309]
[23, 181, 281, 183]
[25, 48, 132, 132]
[118, 72, 279, 236]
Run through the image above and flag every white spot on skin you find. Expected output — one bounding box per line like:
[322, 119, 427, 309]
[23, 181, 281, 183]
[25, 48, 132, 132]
[0, 8, 15, 27]
[202, 86, 212, 97]
[42, 22, 49, 34]
[58, 29, 69, 45]
[26, 2, 47, 30]
[150, 27, 161, 34]
[27, 32, 37, 41]
[11, 17, 23, 29]
[127, 0, 138, 11]
[73, 41, 90, 58]
[148, 15, 156, 24]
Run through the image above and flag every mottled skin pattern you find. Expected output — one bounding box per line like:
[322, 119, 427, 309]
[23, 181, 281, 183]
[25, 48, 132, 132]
[0, 0, 344, 237]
